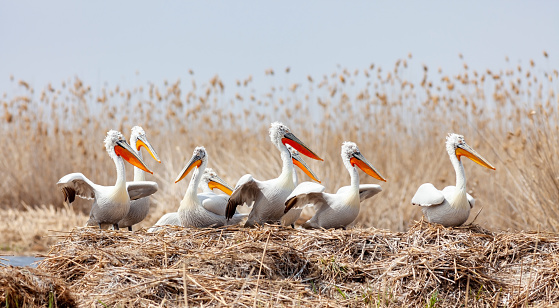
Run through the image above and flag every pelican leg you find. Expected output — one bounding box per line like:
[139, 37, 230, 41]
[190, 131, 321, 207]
[291, 224, 295, 229]
[128, 226, 133, 231]
[113, 224, 120, 230]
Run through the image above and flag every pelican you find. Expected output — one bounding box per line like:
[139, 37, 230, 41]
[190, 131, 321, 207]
[280, 144, 321, 227]
[175, 146, 246, 228]
[225, 122, 323, 227]
[148, 168, 235, 231]
[117, 126, 161, 231]
[284, 142, 386, 229]
[57, 130, 158, 230]
[411, 133, 495, 227]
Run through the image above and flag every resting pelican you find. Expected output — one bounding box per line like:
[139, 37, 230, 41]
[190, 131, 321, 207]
[148, 168, 235, 231]
[57, 130, 158, 230]
[175, 146, 246, 228]
[280, 144, 321, 227]
[225, 122, 323, 227]
[411, 133, 495, 227]
[117, 126, 161, 231]
[284, 142, 385, 229]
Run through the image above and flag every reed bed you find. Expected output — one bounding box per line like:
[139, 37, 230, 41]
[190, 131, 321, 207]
[11, 222, 551, 307]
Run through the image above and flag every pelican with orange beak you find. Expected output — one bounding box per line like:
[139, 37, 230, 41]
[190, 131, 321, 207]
[281, 144, 321, 227]
[176, 146, 246, 228]
[226, 122, 323, 227]
[148, 167, 237, 231]
[411, 133, 496, 227]
[57, 130, 157, 230]
[117, 126, 161, 230]
[284, 142, 385, 229]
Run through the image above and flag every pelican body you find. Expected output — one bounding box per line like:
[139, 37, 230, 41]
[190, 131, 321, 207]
[411, 133, 496, 227]
[148, 168, 235, 231]
[57, 130, 157, 230]
[117, 126, 161, 231]
[285, 142, 386, 229]
[176, 146, 245, 228]
[225, 122, 323, 227]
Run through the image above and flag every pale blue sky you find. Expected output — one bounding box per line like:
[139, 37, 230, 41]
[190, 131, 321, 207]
[1, 1, 557, 93]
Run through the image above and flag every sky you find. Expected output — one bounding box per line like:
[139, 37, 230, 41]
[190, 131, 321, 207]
[1, 1, 558, 94]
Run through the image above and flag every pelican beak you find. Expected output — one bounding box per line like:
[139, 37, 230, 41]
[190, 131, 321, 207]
[115, 140, 153, 174]
[292, 152, 321, 183]
[208, 175, 234, 195]
[136, 135, 161, 163]
[282, 132, 323, 161]
[174, 154, 203, 183]
[456, 143, 496, 170]
[350, 152, 386, 182]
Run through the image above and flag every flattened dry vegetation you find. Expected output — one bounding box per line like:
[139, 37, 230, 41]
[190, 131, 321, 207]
[17, 222, 559, 307]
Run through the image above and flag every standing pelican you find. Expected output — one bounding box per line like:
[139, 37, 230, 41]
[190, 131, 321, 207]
[57, 130, 158, 230]
[176, 146, 246, 228]
[281, 144, 321, 227]
[411, 133, 495, 227]
[284, 142, 386, 229]
[225, 122, 323, 227]
[117, 126, 161, 231]
[148, 168, 235, 231]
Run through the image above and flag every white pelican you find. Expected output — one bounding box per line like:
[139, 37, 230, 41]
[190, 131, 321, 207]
[117, 126, 161, 231]
[57, 130, 158, 230]
[148, 168, 235, 231]
[411, 133, 495, 227]
[175, 146, 246, 228]
[225, 122, 323, 227]
[280, 144, 321, 227]
[284, 142, 386, 229]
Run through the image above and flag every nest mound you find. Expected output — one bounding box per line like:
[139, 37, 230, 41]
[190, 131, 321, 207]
[0, 265, 75, 307]
[26, 221, 559, 307]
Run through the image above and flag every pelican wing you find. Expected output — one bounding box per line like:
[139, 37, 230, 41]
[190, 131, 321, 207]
[336, 184, 383, 202]
[56, 173, 97, 203]
[287, 181, 325, 201]
[200, 194, 229, 216]
[285, 191, 328, 213]
[225, 174, 262, 219]
[127, 181, 158, 200]
[411, 183, 445, 207]
[441, 186, 475, 208]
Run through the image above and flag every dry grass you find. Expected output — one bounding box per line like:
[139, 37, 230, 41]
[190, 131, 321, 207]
[5, 222, 552, 307]
[0, 53, 558, 253]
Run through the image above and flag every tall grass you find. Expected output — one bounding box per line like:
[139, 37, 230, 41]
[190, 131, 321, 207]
[1, 53, 557, 232]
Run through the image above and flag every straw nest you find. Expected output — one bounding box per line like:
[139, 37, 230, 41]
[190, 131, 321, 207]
[13, 221, 559, 307]
[0, 265, 75, 307]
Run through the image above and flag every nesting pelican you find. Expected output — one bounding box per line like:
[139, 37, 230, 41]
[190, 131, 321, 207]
[411, 133, 495, 227]
[280, 144, 321, 227]
[148, 168, 235, 231]
[225, 122, 323, 227]
[57, 130, 158, 230]
[117, 126, 161, 231]
[284, 142, 386, 229]
[175, 146, 246, 228]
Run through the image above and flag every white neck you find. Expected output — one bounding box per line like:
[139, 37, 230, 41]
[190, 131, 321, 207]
[113, 153, 127, 190]
[179, 160, 207, 211]
[130, 136, 146, 182]
[278, 144, 295, 187]
[292, 166, 298, 185]
[200, 182, 213, 193]
[449, 152, 466, 190]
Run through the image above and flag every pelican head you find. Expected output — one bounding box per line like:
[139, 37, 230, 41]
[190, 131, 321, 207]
[175, 146, 207, 183]
[269, 121, 323, 161]
[342, 141, 386, 182]
[200, 168, 234, 195]
[286, 144, 321, 183]
[446, 133, 496, 170]
[130, 126, 161, 163]
[105, 130, 153, 174]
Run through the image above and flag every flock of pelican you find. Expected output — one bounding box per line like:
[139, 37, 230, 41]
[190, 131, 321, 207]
[57, 122, 495, 231]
